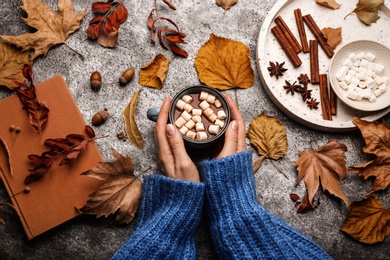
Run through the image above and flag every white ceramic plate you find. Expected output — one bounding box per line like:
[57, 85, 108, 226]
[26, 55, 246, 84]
[256, 0, 390, 132]
[329, 40, 390, 112]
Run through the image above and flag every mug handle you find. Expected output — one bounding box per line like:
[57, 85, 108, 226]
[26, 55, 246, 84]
[147, 107, 160, 122]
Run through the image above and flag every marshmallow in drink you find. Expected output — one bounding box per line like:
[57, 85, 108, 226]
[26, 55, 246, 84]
[214, 99, 222, 108]
[176, 99, 186, 110]
[203, 107, 214, 117]
[215, 119, 225, 128]
[348, 52, 358, 62]
[365, 52, 376, 62]
[196, 131, 208, 141]
[185, 119, 195, 129]
[199, 91, 209, 101]
[192, 108, 202, 116]
[208, 124, 220, 135]
[181, 111, 192, 121]
[183, 103, 193, 113]
[179, 126, 189, 135]
[175, 116, 186, 128]
[199, 100, 210, 110]
[186, 130, 196, 140]
[217, 110, 227, 119]
[192, 115, 202, 123]
[206, 94, 216, 104]
[182, 95, 193, 103]
[195, 122, 205, 132]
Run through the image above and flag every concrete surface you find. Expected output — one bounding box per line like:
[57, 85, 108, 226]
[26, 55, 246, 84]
[1, 0, 389, 259]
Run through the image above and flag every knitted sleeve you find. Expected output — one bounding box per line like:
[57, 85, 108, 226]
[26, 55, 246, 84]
[200, 151, 332, 260]
[111, 174, 205, 260]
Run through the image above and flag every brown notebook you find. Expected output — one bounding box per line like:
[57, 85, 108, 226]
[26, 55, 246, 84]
[0, 75, 104, 239]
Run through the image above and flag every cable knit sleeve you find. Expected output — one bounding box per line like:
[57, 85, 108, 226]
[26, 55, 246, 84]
[200, 151, 332, 260]
[111, 174, 205, 260]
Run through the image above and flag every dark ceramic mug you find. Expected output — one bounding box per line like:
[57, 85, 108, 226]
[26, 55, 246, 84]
[147, 85, 231, 151]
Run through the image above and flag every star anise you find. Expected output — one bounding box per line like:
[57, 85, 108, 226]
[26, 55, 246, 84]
[307, 98, 319, 110]
[283, 80, 301, 95]
[297, 73, 310, 86]
[299, 84, 312, 101]
[267, 61, 288, 79]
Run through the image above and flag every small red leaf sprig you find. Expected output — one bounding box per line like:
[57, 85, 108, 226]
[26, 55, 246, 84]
[13, 64, 49, 137]
[25, 126, 101, 184]
[147, 0, 188, 57]
[290, 193, 320, 213]
[86, 0, 128, 40]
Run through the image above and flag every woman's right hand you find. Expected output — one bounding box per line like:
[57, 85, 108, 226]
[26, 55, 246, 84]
[216, 94, 246, 159]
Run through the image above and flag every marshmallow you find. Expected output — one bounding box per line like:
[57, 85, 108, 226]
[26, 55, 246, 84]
[192, 108, 202, 116]
[182, 95, 193, 103]
[365, 52, 376, 62]
[343, 59, 354, 69]
[206, 94, 216, 104]
[199, 100, 210, 110]
[203, 107, 214, 117]
[186, 130, 196, 140]
[181, 111, 192, 121]
[208, 113, 218, 122]
[195, 122, 205, 132]
[175, 117, 186, 128]
[192, 115, 202, 123]
[217, 110, 227, 119]
[196, 131, 208, 141]
[208, 124, 220, 135]
[374, 64, 385, 75]
[339, 81, 348, 90]
[348, 52, 358, 62]
[179, 126, 189, 135]
[176, 99, 186, 110]
[347, 90, 358, 100]
[214, 99, 222, 108]
[183, 103, 193, 113]
[184, 119, 195, 129]
[199, 91, 209, 101]
[215, 119, 225, 128]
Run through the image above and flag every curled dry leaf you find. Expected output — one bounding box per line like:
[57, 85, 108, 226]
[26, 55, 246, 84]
[295, 139, 348, 205]
[216, 0, 238, 11]
[345, 0, 384, 25]
[13, 65, 49, 137]
[139, 54, 170, 90]
[195, 34, 254, 90]
[124, 88, 143, 149]
[247, 114, 288, 160]
[253, 156, 265, 174]
[341, 195, 390, 244]
[315, 0, 341, 10]
[348, 117, 390, 195]
[0, 42, 32, 89]
[80, 148, 142, 224]
[0, 0, 86, 59]
[321, 27, 342, 50]
[0, 202, 17, 225]
[0, 138, 12, 176]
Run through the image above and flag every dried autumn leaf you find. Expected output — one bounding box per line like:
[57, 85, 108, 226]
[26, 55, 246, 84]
[124, 89, 143, 149]
[341, 195, 390, 244]
[295, 139, 348, 205]
[345, 0, 384, 25]
[80, 148, 142, 224]
[253, 156, 265, 174]
[97, 29, 119, 48]
[0, 42, 32, 89]
[348, 117, 390, 195]
[315, 0, 341, 10]
[321, 27, 342, 50]
[0, 202, 17, 225]
[216, 0, 238, 11]
[0, 0, 86, 59]
[139, 54, 169, 90]
[0, 138, 13, 176]
[248, 114, 288, 160]
[195, 34, 254, 90]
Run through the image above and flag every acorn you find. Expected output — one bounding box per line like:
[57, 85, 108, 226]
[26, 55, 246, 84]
[119, 68, 135, 86]
[92, 108, 109, 126]
[90, 71, 102, 91]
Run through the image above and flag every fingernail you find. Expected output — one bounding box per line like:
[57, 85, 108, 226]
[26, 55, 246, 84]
[231, 120, 238, 130]
[166, 124, 176, 136]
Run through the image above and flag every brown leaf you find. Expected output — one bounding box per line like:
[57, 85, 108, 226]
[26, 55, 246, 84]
[138, 54, 170, 90]
[13, 65, 49, 136]
[0, 202, 17, 225]
[194, 34, 254, 90]
[348, 117, 390, 195]
[253, 155, 265, 174]
[0, 0, 86, 59]
[345, 0, 384, 25]
[341, 195, 390, 244]
[315, 0, 341, 10]
[295, 140, 348, 205]
[0, 42, 32, 89]
[321, 27, 342, 50]
[0, 138, 13, 176]
[216, 0, 238, 11]
[248, 114, 288, 160]
[80, 148, 142, 224]
[124, 89, 144, 149]
[97, 28, 119, 48]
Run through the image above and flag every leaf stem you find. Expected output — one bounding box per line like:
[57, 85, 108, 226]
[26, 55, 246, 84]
[270, 160, 289, 179]
[64, 42, 84, 59]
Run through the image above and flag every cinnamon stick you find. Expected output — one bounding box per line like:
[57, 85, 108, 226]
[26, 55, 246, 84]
[294, 9, 309, 53]
[319, 74, 332, 120]
[310, 40, 320, 84]
[275, 15, 302, 54]
[302, 14, 334, 58]
[329, 83, 337, 115]
[271, 25, 302, 68]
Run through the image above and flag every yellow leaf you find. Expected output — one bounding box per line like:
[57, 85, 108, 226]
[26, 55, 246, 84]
[216, 0, 238, 11]
[341, 195, 390, 244]
[124, 88, 143, 149]
[0, 0, 87, 59]
[138, 54, 170, 90]
[195, 33, 254, 90]
[321, 27, 342, 50]
[315, 0, 341, 10]
[0, 42, 32, 89]
[295, 140, 348, 205]
[345, 0, 384, 25]
[248, 114, 288, 160]
[80, 148, 142, 224]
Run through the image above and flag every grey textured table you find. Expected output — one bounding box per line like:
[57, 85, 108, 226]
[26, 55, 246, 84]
[1, 0, 389, 259]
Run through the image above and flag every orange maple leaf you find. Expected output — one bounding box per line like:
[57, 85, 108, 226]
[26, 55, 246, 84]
[294, 139, 348, 205]
[348, 117, 390, 195]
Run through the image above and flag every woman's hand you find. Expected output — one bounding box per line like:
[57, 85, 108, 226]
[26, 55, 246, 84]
[216, 94, 246, 159]
[154, 98, 200, 183]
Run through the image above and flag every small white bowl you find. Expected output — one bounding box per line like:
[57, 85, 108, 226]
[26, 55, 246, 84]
[329, 40, 390, 112]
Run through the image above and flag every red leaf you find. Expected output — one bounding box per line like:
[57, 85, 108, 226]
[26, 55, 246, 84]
[169, 43, 188, 58]
[157, 28, 169, 50]
[166, 34, 187, 44]
[85, 125, 96, 138]
[108, 11, 120, 30]
[92, 2, 112, 13]
[163, 0, 176, 10]
[147, 10, 156, 43]
[102, 19, 114, 35]
[116, 3, 128, 24]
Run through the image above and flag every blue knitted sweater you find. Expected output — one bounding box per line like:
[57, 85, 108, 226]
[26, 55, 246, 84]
[111, 151, 331, 260]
